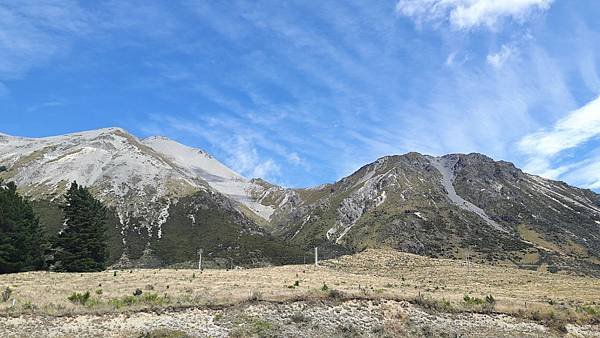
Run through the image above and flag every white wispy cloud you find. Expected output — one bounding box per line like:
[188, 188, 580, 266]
[519, 96, 600, 158]
[563, 159, 600, 189]
[138, 114, 298, 184]
[26, 100, 64, 112]
[0, 1, 90, 79]
[518, 96, 600, 186]
[11, 0, 586, 190]
[396, 0, 553, 30]
[226, 135, 282, 180]
[487, 44, 517, 68]
[145, 1, 579, 186]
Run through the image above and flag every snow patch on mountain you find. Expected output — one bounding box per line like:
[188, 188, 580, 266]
[143, 136, 274, 220]
[0, 128, 206, 238]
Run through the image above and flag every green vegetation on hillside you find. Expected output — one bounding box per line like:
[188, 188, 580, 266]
[52, 182, 109, 272]
[0, 179, 46, 273]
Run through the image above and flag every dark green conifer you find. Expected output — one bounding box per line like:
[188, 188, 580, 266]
[53, 181, 108, 272]
[0, 179, 45, 273]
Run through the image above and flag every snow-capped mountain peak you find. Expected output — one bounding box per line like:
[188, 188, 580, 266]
[0, 128, 275, 229]
[142, 136, 275, 220]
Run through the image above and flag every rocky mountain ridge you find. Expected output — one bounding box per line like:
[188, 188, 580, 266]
[0, 128, 304, 267]
[272, 152, 600, 273]
[2, 128, 599, 273]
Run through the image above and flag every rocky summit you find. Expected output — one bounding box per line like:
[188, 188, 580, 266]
[1, 128, 599, 274]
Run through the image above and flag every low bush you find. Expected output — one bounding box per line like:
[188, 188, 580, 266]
[290, 312, 310, 323]
[327, 289, 345, 300]
[2, 287, 12, 302]
[111, 292, 167, 307]
[577, 305, 600, 317]
[463, 294, 496, 312]
[414, 295, 454, 312]
[463, 294, 485, 306]
[68, 291, 91, 305]
[230, 317, 275, 338]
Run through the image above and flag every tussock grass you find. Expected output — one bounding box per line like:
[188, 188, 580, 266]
[0, 249, 598, 328]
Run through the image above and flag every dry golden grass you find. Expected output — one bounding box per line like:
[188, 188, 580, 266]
[0, 249, 598, 325]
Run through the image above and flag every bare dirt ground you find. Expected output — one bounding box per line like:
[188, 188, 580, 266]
[0, 249, 599, 337]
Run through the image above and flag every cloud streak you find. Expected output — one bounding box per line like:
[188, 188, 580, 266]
[2, 1, 600, 191]
[0, 1, 90, 79]
[519, 96, 600, 157]
[396, 0, 553, 30]
[518, 96, 600, 186]
[487, 44, 517, 68]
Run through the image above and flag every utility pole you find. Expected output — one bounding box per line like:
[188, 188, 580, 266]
[198, 249, 203, 271]
[314, 247, 318, 267]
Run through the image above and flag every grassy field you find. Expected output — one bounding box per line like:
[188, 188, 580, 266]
[0, 249, 599, 330]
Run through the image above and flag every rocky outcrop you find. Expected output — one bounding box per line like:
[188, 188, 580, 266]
[271, 153, 600, 274]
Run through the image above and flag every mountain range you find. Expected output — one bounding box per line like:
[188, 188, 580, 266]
[1, 127, 599, 274]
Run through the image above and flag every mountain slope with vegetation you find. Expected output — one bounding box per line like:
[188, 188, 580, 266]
[2, 128, 599, 273]
[0, 128, 305, 268]
[268, 153, 600, 274]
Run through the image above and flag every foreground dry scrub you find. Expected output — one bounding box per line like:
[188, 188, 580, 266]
[4, 299, 600, 338]
[0, 249, 599, 337]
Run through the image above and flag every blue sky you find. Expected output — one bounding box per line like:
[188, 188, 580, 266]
[1, 1, 600, 190]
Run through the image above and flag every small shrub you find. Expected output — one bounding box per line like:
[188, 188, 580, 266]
[213, 313, 224, 322]
[95, 289, 103, 295]
[109, 295, 140, 309]
[577, 305, 600, 317]
[462, 294, 495, 312]
[290, 312, 310, 323]
[328, 289, 345, 300]
[85, 298, 102, 308]
[2, 287, 12, 302]
[463, 294, 485, 306]
[230, 317, 274, 338]
[414, 295, 454, 312]
[109, 298, 124, 309]
[293, 280, 300, 287]
[68, 291, 91, 305]
[141, 293, 166, 306]
[122, 295, 137, 305]
[133, 288, 143, 296]
[321, 283, 329, 291]
[22, 301, 36, 311]
[248, 318, 274, 336]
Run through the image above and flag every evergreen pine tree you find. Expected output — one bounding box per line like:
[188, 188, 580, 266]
[0, 179, 45, 273]
[53, 181, 108, 272]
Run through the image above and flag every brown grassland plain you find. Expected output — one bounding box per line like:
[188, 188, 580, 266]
[0, 249, 599, 336]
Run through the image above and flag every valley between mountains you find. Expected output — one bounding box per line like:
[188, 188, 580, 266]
[1, 127, 599, 275]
